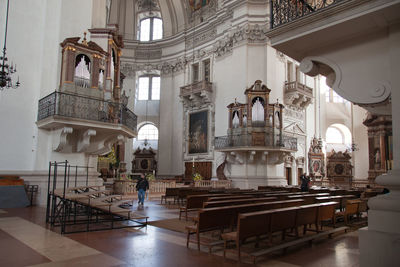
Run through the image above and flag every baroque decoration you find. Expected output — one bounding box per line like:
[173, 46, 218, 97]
[308, 137, 325, 179]
[326, 149, 353, 183]
[214, 80, 297, 165]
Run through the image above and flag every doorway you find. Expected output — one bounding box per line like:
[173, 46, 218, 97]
[285, 167, 292, 185]
[297, 168, 303, 185]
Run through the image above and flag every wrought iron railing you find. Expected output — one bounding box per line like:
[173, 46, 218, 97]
[215, 133, 297, 150]
[271, 0, 345, 28]
[37, 91, 137, 131]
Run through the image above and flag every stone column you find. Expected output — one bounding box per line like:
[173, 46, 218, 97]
[359, 22, 400, 267]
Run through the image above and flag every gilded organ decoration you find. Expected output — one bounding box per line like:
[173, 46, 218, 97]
[214, 80, 297, 163]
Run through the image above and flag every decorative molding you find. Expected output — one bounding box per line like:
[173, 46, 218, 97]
[137, 0, 160, 12]
[284, 154, 295, 167]
[53, 127, 73, 152]
[283, 122, 305, 136]
[77, 129, 97, 153]
[276, 50, 286, 63]
[188, 0, 218, 24]
[300, 56, 391, 105]
[213, 24, 268, 57]
[296, 156, 305, 167]
[268, 151, 289, 165]
[85, 134, 126, 155]
[284, 106, 305, 121]
[186, 28, 217, 49]
[134, 49, 162, 60]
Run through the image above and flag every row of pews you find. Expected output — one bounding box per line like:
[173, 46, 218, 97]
[174, 186, 367, 263]
[48, 185, 148, 233]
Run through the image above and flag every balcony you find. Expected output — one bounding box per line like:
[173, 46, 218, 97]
[267, 0, 398, 115]
[180, 80, 213, 107]
[267, 0, 400, 61]
[215, 133, 297, 165]
[270, 0, 344, 29]
[215, 133, 297, 151]
[284, 81, 313, 108]
[37, 91, 137, 154]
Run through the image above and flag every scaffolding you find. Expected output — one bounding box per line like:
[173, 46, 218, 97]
[45, 161, 148, 234]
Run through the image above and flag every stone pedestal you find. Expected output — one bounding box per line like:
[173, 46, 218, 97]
[359, 169, 400, 266]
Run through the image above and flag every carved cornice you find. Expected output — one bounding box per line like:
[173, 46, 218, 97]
[134, 49, 162, 60]
[213, 24, 269, 58]
[186, 28, 217, 49]
[121, 56, 190, 77]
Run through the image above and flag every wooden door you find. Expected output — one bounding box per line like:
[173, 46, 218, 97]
[285, 167, 292, 185]
[185, 161, 212, 180]
[297, 168, 303, 185]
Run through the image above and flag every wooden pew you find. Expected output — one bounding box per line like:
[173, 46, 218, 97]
[203, 197, 278, 208]
[318, 201, 339, 229]
[179, 194, 229, 220]
[286, 193, 330, 204]
[335, 199, 363, 225]
[315, 195, 356, 211]
[221, 206, 298, 262]
[207, 195, 251, 202]
[222, 210, 272, 261]
[161, 187, 179, 204]
[221, 201, 339, 262]
[185, 199, 304, 252]
[258, 192, 310, 201]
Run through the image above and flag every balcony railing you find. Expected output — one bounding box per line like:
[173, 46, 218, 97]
[215, 133, 297, 151]
[37, 91, 137, 131]
[271, 0, 345, 29]
[180, 80, 213, 97]
[285, 81, 313, 96]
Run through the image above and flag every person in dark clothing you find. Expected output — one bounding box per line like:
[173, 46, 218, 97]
[300, 173, 310, 192]
[136, 173, 149, 206]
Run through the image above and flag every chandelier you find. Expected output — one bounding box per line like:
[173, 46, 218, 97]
[0, 0, 20, 90]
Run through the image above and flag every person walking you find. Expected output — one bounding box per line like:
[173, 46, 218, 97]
[136, 173, 149, 206]
[300, 173, 310, 192]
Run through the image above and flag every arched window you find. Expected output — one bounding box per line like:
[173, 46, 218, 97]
[139, 17, 163, 41]
[138, 75, 160, 100]
[138, 124, 158, 140]
[326, 126, 344, 144]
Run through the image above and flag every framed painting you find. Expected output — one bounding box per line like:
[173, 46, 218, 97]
[189, 0, 210, 11]
[188, 110, 208, 154]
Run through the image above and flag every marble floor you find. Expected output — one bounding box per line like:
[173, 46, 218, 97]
[0, 200, 361, 267]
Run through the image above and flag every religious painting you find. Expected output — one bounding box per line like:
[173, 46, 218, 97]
[189, 0, 210, 11]
[312, 160, 320, 173]
[189, 110, 208, 154]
